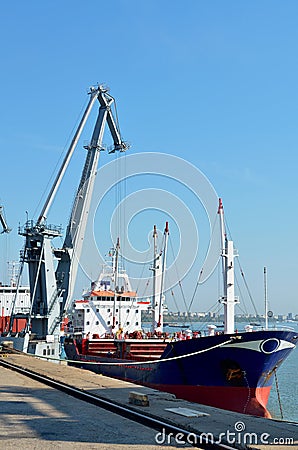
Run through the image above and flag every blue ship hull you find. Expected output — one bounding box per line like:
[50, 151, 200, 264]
[64, 328, 297, 417]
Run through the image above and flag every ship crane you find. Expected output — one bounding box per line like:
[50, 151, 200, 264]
[19, 85, 128, 344]
[0, 205, 11, 234]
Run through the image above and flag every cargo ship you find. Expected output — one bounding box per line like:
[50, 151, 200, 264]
[63, 205, 298, 418]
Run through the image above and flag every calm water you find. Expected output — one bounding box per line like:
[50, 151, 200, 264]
[268, 340, 298, 422]
[159, 321, 298, 422]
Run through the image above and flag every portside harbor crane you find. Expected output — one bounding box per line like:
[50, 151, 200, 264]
[0, 205, 11, 234]
[16, 85, 128, 355]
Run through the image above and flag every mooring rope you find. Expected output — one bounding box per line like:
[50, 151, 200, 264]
[274, 368, 284, 419]
[242, 372, 251, 414]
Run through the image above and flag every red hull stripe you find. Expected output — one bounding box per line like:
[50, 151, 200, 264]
[146, 383, 272, 418]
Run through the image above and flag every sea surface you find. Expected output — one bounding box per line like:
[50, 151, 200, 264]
[159, 321, 298, 423]
[267, 333, 298, 422]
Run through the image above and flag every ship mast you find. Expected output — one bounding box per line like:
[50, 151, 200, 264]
[264, 266, 268, 330]
[151, 222, 169, 333]
[218, 199, 239, 334]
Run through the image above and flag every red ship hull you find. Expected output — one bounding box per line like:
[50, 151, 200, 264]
[0, 316, 27, 334]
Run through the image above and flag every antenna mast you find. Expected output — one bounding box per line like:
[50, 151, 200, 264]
[151, 222, 169, 333]
[264, 267, 268, 330]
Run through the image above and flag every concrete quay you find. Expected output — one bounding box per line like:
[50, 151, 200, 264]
[0, 350, 297, 449]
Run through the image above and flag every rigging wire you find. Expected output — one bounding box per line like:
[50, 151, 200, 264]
[141, 278, 151, 299]
[187, 268, 203, 313]
[236, 303, 252, 318]
[187, 209, 220, 314]
[170, 289, 181, 314]
[168, 236, 190, 326]
[236, 259, 259, 317]
[0, 204, 11, 282]
[195, 300, 223, 333]
[135, 242, 153, 297]
[224, 217, 259, 317]
[114, 152, 120, 245]
[123, 153, 127, 268]
[111, 92, 127, 264]
[108, 96, 129, 328]
[234, 271, 249, 316]
[7, 254, 26, 334]
[116, 151, 128, 272]
[2, 235, 10, 283]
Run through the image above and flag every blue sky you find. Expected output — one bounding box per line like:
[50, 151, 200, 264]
[0, 1, 297, 315]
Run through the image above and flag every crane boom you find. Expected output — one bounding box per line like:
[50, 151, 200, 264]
[0, 206, 11, 234]
[37, 87, 99, 226]
[56, 86, 128, 315]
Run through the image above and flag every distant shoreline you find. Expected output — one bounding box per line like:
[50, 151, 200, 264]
[141, 312, 297, 324]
